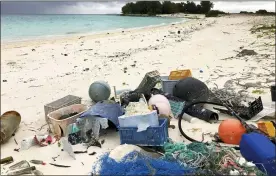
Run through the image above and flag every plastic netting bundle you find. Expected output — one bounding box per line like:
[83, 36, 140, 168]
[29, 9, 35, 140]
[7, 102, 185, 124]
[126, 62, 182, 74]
[163, 141, 267, 176]
[92, 151, 195, 176]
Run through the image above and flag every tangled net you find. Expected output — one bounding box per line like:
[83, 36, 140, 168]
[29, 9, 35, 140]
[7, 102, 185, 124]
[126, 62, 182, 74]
[92, 151, 195, 176]
[163, 141, 267, 175]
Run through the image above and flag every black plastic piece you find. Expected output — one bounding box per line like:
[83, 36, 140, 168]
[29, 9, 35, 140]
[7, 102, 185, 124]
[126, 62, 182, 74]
[213, 97, 263, 120]
[271, 85, 276, 102]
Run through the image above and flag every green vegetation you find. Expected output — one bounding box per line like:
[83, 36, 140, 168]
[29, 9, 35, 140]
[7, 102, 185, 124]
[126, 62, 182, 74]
[252, 89, 265, 94]
[205, 10, 226, 17]
[250, 24, 275, 38]
[255, 9, 275, 15]
[240, 11, 254, 14]
[121, 1, 215, 16]
[240, 10, 275, 15]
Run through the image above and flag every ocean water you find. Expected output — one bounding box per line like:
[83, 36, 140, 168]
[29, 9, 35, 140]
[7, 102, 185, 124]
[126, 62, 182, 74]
[1, 14, 186, 42]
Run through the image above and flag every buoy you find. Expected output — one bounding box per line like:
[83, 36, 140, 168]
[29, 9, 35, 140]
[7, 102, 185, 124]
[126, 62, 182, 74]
[218, 119, 246, 145]
[88, 81, 111, 103]
[148, 95, 171, 116]
[148, 94, 170, 107]
[173, 77, 209, 102]
[154, 102, 171, 116]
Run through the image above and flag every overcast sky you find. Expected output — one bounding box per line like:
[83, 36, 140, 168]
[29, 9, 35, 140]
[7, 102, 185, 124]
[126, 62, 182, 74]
[1, 1, 275, 14]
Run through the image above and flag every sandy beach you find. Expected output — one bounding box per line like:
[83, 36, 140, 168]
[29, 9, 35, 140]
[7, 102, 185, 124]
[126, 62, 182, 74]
[1, 14, 275, 175]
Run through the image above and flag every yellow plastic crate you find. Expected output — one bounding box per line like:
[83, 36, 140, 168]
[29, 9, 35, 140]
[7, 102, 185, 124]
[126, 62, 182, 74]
[168, 69, 192, 80]
[257, 121, 275, 137]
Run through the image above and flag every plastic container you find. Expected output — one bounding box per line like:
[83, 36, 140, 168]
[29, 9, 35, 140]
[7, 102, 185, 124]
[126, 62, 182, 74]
[240, 133, 276, 176]
[161, 76, 179, 95]
[44, 95, 82, 124]
[169, 69, 192, 80]
[47, 104, 88, 137]
[257, 121, 275, 137]
[119, 118, 168, 146]
[271, 85, 276, 102]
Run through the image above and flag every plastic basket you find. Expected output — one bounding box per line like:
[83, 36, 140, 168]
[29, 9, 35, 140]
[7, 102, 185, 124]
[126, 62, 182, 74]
[44, 95, 82, 123]
[161, 76, 179, 95]
[169, 69, 192, 80]
[119, 118, 168, 146]
[47, 104, 88, 137]
[135, 70, 161, 94]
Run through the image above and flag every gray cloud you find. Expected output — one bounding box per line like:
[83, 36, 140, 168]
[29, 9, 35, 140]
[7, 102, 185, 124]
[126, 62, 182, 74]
[1, 1, 125, 14]
[213, 1, 275, 13]
[1, 1, 275, 14]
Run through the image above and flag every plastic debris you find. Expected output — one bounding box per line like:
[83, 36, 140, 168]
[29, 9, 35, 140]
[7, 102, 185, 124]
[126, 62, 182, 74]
[61, 137, 76, 160]
[21, 135, 56, 150]
[76, 116, 109, 142]
[49, 163, 71, 168]
[89, 152, 97, 156]
[30, 160, 46, 165]
[9, 160, 30, 170]
[33, 170, 44, 175]
[7, 166, 36, 175]
[0, 156, 13, 164]
[80, 100, 123, 128]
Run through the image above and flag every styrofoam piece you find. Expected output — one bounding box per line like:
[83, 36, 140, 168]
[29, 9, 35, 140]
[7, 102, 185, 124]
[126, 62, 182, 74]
[118, 110, 159, 132]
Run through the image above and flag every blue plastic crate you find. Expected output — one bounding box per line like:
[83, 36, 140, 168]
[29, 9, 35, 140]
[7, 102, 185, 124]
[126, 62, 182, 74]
[119, 118, 168, 146]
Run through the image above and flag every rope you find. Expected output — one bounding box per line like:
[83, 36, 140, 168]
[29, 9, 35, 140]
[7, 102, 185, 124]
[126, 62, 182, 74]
[162, 141, 267, 175]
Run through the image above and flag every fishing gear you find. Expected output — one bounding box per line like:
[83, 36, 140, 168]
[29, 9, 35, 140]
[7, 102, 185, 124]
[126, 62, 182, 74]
[177, 93, 272, 143]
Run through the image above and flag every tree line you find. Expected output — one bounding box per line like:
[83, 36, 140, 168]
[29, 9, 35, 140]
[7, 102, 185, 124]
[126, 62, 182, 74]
[121, 1, 214, 16]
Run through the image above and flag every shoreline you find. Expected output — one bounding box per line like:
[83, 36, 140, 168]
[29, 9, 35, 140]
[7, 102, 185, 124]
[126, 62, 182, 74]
[1, 17, 194, 49]
[1, 15, 190, 47]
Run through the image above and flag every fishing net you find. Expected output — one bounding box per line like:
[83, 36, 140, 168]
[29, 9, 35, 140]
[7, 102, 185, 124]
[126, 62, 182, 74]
[92, 151, 195, 176]
[162, 141, 267, 176]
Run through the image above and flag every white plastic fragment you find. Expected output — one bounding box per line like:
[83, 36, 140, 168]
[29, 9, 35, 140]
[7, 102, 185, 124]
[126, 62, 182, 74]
[245, 161, 255, 167]
[61, 137, 76, 160]
[21, 135, 48, 150]
[230, 169, 240, 175]
[237, 157, 246, 166]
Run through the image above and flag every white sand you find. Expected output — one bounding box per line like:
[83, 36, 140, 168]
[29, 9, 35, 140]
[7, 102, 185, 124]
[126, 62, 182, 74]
[1, 14, 275, 175]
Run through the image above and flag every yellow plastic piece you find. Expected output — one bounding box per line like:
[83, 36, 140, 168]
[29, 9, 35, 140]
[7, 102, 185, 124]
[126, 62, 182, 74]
[257, 121, 275, 137]
[169, 69, 192, 80]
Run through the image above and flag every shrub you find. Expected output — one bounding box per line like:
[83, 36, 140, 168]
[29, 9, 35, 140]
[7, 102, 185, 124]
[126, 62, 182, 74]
[205, 10, 226, 17]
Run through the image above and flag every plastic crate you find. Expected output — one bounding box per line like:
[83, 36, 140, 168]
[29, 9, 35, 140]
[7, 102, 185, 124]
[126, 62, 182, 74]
[119, 118, 168, 146]
[257, 121, 276, 137]
[135, 70, 161, 94]
[44, 95, 82, 124]
[161, 76, 179, 95]
[169, 69, 192, 80]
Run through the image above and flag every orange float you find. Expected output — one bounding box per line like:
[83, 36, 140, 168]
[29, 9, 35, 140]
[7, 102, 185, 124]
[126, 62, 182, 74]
[218, 119, 247, 145]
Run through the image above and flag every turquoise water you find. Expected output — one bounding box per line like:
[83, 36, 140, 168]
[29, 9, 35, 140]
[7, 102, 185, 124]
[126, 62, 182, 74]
[1, 15, 186, 42]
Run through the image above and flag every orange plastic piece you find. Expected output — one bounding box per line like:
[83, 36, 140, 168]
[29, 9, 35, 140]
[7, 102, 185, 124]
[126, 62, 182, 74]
[218, 119, 246, 145]
[168, 69, 192, 80]
[257, 121, 275, 137]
